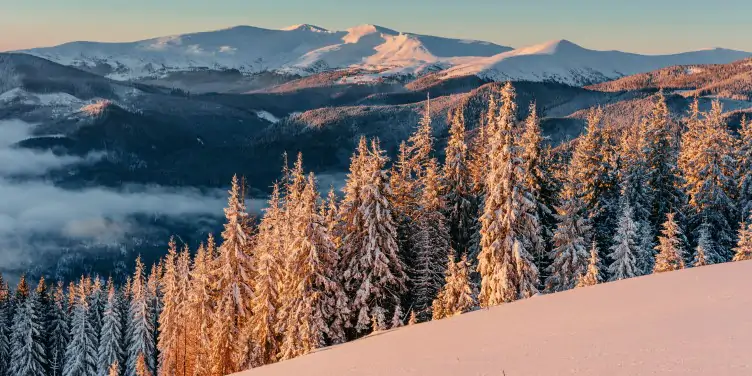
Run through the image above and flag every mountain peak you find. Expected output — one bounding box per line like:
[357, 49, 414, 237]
[282, 24, 330, 33]
[343, 24, 399, 44]
[524, 39, 584, 54]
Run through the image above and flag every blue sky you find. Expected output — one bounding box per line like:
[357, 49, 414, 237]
[2, 0, 751, 53]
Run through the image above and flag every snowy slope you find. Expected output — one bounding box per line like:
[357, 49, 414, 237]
[18, 24, 511, 80]
[237, 261, 752, 376]
[438, 39, 752, 86]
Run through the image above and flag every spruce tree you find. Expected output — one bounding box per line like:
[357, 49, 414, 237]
[693, 221, 718, 266]
[209, 175, 254, 376]
[570, 108, 620, 265]
[186, 241, 214, 376]
[653, 213, 686, 273]
[88, 277, 105, 361]
[410, 159, 451, 320]
[733, 219, 752, 261]
[608, 200, 640, 281]
[145, 264, 161, 376]
[694, 237, 710, 267]
[0, 277, 11, 376]
[442, 108, 476, 256]
[246, 184, 282, 367]
[157, 239, 191, 376]
[432, 253, 476, 320]
[64, 280, 97, 376]
[126, 257, 155, 376]
[341, 138, 407, 334]
[737, 115, 752, 221]
[11, 288, 47, 376]
[97, 279, 123, 376]
[478, 82, 541, 306]
[620, 120, 657, 275]
[679, 99, 737, 260]
[49, 282, 70, 376]
[576, 242, 603, 288]
[278, 172, 345, 360]
[545, 175, 592, 293]
[519, 103, 555, 277]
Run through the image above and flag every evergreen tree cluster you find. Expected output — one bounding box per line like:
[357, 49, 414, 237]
[5, 86, 752, 374]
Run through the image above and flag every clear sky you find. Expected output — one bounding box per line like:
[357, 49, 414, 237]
[2, 0, 751, 53]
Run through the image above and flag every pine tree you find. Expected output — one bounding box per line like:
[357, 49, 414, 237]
[0, 277, 11, 376]
[653, 213, 686, 273]
[733, 219, 752, 261]
[245, 184, 282, 368]
[209, 175, 255, 376]
[642, 91, 686, 230]
[576, 242, 603, 288]
[410, 159, 451, 320]
[278, 171, 346, 360]
[49, 282, 70, 376]
[442, 107, 476, 256]
[145, 264, 161, 376]
[608, 200, 640, 281]
[432, 253, 476, 320]
[64, 280, 97, 376]
[341, 138, 407, 334]
[88, 277, 105, 362]
[679, 99, 737, 260]
[11, 288, 47, 376]
[519, 103, 555, 278]
[737, 115, 752, 221]
[694, 236, 710, 267]
[390, 305, 405, 329]
[157, 239, 191, 376]
[186, 241, 215, 376]
[570, 107, 620, 265]
[126, 257, 155, 376]
[407, 311, 417, 326]
[478, 83, 537, 307]
[98, 279, 124, 376]
[545, 174, 592, 292]
[620, 120, 657, 275]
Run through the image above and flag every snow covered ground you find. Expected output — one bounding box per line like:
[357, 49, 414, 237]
[237, 261, 752, 376]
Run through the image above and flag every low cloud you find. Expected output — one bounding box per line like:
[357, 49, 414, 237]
[0, 119, 238, 275]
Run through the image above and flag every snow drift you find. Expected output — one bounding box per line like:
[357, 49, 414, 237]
[236, 260, 752, 376]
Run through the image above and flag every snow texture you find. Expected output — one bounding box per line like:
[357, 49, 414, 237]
[236, 260, 752, 376]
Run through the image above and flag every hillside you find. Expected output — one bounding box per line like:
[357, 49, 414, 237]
[587, 57, 752, 100]
[238, 261, 752, 376]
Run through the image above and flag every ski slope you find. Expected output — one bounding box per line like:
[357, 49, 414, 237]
[237, 261, 752, 376]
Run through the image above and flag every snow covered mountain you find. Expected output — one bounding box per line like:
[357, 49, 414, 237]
[429, 39, 752, 86]
[18, 24, 511, 80]
[20, 25, 751, 87]
[237, 260, 752, 376]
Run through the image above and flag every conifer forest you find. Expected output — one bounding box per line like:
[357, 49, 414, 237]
[4, 82, 752, 376]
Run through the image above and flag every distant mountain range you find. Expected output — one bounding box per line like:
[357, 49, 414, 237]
[16, 24, 752, 88]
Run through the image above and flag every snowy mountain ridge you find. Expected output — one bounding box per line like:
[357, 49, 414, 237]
[15, 25, 752, 87]
[17, 24, 511, 81]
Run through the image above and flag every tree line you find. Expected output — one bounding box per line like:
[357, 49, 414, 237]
[3, 82, 752, 376]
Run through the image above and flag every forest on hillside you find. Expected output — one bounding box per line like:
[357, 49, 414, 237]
[3, 83, 752, 376]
